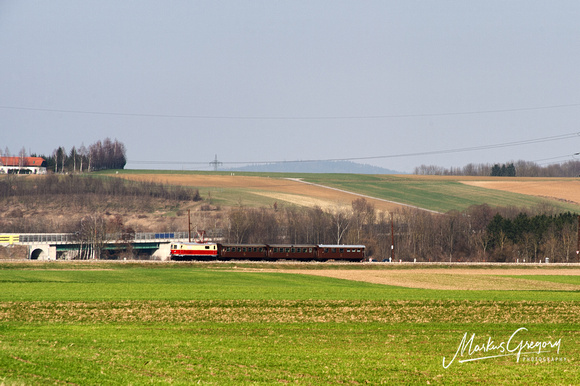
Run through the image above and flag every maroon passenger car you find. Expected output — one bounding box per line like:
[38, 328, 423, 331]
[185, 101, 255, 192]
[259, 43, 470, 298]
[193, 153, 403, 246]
[218, 244, 268, 260]
[267, 244, 317, 260]
[317, 244, 365, 261]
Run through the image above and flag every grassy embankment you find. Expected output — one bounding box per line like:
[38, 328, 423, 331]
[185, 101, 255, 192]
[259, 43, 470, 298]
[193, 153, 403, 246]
[0, 263, 578, 384]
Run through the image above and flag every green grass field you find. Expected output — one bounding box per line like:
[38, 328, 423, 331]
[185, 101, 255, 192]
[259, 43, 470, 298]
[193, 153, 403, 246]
[1, 263, 578, 384]
[300, 174, 580, 213]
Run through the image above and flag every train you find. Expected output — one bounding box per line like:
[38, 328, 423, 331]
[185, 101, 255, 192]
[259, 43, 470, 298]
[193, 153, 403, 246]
[170, 242, 366, 262]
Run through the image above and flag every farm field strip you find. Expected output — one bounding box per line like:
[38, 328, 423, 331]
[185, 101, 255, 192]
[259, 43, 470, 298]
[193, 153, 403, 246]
[270, 268, 580, 291]
[286, 177, 440, 213]
[2, 299, 580, 324]
[2, 322, 576, 385]
[460, 179, 580, 205]
[2, 265, 580, 302]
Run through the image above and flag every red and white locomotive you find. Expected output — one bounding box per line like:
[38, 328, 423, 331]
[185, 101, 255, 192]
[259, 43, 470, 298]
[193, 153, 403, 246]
[170, 242, 219, 259]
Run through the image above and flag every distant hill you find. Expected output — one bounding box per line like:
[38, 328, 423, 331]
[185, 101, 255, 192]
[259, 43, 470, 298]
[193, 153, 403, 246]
[227, 160, 401, 174]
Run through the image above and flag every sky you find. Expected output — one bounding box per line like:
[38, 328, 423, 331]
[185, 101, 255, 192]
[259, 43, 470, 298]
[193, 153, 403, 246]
[1, 1, 580, 173]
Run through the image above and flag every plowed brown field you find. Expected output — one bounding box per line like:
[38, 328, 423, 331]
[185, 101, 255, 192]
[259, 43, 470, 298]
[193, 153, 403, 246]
[274, 267, 580, 290]
[119, 174, 405, 211]
[460, 179, 580, 205]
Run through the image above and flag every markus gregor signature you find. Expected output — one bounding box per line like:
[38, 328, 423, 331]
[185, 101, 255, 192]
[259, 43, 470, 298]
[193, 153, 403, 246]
[443, 327, 562, 368]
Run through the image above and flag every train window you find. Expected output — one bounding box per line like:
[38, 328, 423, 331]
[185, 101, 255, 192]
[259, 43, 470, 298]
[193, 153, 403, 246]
[324, 248, 329, 253]
[340, 248, 344, 253]
[332, 248, 336, 253]
[357, 249, 361, 252]
[291, 248, 295, 253]
[347, 249, 351, 253]
[309, 248, 312, 253]
[286, 248, 290, 253]
[205, 246, 210, 249]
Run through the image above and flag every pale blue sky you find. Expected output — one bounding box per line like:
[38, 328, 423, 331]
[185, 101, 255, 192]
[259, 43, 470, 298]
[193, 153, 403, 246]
[1, 1, 579, 172]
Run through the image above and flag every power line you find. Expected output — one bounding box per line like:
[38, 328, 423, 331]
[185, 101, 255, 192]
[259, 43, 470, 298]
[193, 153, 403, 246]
[129, 132, 580, 166]
[2, 103, 580, 120]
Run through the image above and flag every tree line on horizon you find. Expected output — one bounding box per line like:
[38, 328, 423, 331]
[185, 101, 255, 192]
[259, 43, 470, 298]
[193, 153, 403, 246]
[414, 159, 580, 177]
[2, 138, 127, 173]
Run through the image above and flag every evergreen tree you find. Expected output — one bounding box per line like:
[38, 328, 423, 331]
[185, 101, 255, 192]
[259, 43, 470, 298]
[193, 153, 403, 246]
[506, 163, 516, 176]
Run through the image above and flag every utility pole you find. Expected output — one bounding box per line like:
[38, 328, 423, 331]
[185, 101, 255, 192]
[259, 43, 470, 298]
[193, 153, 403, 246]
[577, 215, 579, 261]
[188, 209, 192, 243]
[391, 212, 395, 262]
[209, 154, 222, 172]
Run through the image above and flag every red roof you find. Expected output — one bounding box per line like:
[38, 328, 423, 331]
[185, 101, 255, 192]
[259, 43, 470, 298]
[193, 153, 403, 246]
[0, 156, 46, 167]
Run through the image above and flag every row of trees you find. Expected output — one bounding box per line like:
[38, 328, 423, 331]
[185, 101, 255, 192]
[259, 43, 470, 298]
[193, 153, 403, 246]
[486, 211, 579, 262]
[0, 174, 201, 202]
[52, 138, 126, 172]
[7, 138, 127, 173]
[414, 160, 580, 177]
[215, 200, 578, 263]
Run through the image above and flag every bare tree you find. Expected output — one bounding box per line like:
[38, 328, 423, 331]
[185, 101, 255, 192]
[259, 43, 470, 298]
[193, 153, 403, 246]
[77, 215, 107, 259]
[18, 147, 26, 169]
[307, 206, 331, 244]
[228, 209, 250, 244]
[351, 198, 375, 244]
[561, 223, 576, 263]
[330, 206, 352, 244]
[78, 144, 87, 172]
